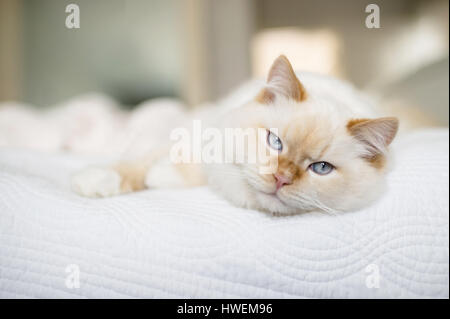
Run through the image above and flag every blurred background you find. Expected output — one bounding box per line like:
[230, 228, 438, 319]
[0, 0, 448, 124]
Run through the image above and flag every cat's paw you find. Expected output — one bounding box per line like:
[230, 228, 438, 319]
[71, 167, 122, 198]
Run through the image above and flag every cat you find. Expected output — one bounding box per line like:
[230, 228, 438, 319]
[72, 55, 399, 214]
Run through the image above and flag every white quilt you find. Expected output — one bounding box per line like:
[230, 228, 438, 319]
[0, 129, 448, 298]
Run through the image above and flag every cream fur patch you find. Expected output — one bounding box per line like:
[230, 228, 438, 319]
[72, 167, 121, 198]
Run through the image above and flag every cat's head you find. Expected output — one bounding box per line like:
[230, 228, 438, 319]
[234, 55, 398, 214]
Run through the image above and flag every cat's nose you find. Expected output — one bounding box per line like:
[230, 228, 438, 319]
[274, 173, 292, 190]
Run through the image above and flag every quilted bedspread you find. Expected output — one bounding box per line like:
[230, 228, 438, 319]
[0, 129, 448, 298]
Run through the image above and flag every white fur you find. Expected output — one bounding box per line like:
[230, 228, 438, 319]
[1, 60, 395, 214]
[199, 71, 394, 214]
[71, 167, 122, 198]
[145, 158, 187, 188]
[67, 70, 395, 214]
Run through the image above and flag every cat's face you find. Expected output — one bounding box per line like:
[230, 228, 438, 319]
[231, 56, 398, 214]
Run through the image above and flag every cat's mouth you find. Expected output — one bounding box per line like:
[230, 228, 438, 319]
[261, 190, 289, 206]
[243, 176, 291, 208]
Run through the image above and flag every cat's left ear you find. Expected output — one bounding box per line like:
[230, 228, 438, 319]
[256, 55, 307, 104]
[347, 117, 399, 158]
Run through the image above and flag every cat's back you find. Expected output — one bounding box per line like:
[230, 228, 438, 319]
[295, 72, 378, 117]
[218, 71, 378, 118]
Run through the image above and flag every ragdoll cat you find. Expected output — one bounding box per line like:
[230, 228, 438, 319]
[72, 55, 398, 214]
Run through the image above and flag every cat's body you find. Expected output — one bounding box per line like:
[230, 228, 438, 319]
[72, 56, 398, 214]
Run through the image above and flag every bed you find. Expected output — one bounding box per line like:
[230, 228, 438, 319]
[0, 128, 448, 298]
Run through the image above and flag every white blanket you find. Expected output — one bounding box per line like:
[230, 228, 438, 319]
[0, 128, 448, 298]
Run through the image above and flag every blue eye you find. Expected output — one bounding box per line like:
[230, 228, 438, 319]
[267, 130, 283, 151]
[310, 162, 334, 175]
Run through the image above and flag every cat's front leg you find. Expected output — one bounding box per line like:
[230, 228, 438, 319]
[71, 157, 206, 198]
[71, 159, 150, 198]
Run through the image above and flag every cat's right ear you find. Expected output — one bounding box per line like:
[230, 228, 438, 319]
[255, 55, 307, 104]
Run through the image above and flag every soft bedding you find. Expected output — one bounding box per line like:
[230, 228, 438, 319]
[0, 129, 448, 298]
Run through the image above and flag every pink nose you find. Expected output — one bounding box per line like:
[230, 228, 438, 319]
[274, 173, 292, 190]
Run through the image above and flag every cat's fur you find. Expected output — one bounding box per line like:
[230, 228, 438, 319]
[72, 55, 398, 214]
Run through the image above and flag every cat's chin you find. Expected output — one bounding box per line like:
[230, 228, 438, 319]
[252, 190, 299, 215]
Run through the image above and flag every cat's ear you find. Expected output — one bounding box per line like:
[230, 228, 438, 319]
[347, 117, 399, 158]
[256, 55, 307, 104]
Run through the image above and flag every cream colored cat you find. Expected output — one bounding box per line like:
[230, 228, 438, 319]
[72, 55, 398, 214]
